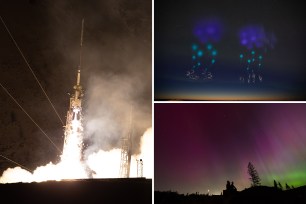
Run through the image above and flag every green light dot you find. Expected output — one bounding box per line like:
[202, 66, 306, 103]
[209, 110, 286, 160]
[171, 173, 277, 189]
[212, 50, 217, 56]
[197, 50, 203, 57]
[192, 44, 198, 51]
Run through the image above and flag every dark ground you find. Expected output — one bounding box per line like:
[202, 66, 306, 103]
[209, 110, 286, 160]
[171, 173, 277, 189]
[0, 178, 152, 204]
[155, 186, 306, 204]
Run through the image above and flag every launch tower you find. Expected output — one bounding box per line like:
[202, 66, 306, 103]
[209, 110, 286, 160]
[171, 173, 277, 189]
[119, 107, 133, 178]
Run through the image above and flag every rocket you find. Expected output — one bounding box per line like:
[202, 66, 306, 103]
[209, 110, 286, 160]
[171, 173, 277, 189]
[63, 19, 84, 147]
[71, 18, 84, 113]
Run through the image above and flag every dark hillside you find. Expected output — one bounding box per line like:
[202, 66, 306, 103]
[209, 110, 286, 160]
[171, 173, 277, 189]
[0, 178, 152, 204]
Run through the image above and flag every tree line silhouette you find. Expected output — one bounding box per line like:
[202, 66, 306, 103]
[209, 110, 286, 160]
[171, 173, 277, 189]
[155, 161, 305, 204]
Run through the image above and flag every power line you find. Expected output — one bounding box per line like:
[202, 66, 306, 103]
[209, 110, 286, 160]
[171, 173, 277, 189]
[0, 82, 62, 153]
[0, 15, 64, 126]
[0, 154, 33, 173]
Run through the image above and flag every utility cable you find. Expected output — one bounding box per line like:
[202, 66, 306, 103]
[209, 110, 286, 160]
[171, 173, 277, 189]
[0, 82, 62, 153]
[0, 15, 64, 126]
[0, 154, 33, 173]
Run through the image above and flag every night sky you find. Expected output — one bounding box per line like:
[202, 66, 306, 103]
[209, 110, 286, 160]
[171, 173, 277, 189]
[0, 0, 151, 174]
[155, 103, 306, 194]
[155, 0, 306, 100]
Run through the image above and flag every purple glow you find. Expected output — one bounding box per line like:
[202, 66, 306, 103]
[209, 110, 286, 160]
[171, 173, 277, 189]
[193, 19, 223, 43]
[238, 25, 276, 50]
[155, 104, 306, 194]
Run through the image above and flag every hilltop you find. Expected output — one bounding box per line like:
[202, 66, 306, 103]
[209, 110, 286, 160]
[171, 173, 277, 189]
[155, 185, 306, 204]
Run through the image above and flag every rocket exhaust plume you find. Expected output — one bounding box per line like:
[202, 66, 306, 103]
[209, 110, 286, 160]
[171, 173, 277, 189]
[0, 19, 87, 183]
[0, 57, 88, 182]
[0, 128, 152, 183]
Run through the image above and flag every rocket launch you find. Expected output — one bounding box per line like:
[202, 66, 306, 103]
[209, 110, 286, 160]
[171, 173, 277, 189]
[61, 19, 85, 172]
[64, 18, 84, 144]
[0, 17, 152, 183]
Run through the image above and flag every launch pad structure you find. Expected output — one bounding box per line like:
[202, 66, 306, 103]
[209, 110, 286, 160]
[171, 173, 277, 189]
[137, 159, 143, 178]
[64, 19, 135, 178]
[119, 107, 133, 178]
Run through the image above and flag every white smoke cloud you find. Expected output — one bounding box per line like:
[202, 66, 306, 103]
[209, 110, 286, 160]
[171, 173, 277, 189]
[0, 127, 152, 183]
[0, 167, 33, 183]
[86, 148, 121, 178]
[86, 127, 152, 179]
[83, 72, 151, 157]
[140, 127, 153, 178]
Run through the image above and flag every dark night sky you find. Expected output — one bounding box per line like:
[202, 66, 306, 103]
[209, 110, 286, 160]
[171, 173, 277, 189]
[0, 0, 151, 173]
[154, 0, 306, 100]
[155, 103, 306, 194]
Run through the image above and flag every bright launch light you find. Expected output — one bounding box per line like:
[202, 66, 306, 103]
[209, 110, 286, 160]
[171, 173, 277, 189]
[58, 107, 87, 180]
[87, 148, 122, 178]
[0, 105, 87, 183]
[87, 128, 153, 179]
[0, 126, 152, 183]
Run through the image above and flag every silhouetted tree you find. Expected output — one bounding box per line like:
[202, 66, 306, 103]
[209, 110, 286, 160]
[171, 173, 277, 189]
[285, 183, 291, 190]
[278, 182, 283, 190]
[274, 180, 278, 189]
[247, 162, 261, 187]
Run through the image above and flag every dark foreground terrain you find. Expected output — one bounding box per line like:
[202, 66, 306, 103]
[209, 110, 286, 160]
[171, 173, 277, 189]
[0, 178, 152, 204]
[155, 186, 306, 204]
